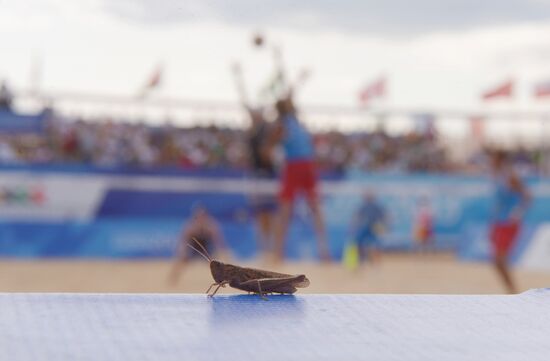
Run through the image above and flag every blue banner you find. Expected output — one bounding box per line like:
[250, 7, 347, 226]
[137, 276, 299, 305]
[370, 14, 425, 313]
[0, 110, 45, 133]
[1, 167, 550, 262]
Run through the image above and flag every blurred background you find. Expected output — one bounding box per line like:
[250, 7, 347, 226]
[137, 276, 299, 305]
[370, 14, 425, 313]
[1, 0, 550, 294]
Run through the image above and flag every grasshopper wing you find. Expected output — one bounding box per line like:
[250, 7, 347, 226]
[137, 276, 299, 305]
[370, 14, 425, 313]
[235, 275, 310, 294]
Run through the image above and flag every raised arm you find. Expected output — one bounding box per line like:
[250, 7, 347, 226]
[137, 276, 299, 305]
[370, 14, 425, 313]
[231, 62, 249, 109]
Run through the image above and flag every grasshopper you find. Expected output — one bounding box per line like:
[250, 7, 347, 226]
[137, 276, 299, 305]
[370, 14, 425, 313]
[187, 238, 310, 300]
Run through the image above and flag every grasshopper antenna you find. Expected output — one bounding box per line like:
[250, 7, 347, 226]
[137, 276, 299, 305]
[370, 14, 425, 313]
[191, 237, 213, 261]
[186, 242, 211, 262]
[192, 237, 212, 260]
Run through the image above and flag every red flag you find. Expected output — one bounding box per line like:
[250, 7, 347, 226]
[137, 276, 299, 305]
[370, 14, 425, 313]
[146, 65, 162, 89]
[533, 81, 550, 98]
[481, 79, 513, 100]
[359, 77, 386, 104]
[138, 65, 163, 98]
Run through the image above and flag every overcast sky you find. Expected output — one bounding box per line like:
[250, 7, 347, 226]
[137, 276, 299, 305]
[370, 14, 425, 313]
[2, 0, 550, 120]
[105, 0, 550, 35]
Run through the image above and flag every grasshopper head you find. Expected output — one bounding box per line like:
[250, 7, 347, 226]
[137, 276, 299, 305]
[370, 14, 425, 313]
[210, 260, 226, 283]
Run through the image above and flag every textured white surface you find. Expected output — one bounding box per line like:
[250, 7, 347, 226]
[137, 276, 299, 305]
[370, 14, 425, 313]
[1, 290, 549, 361]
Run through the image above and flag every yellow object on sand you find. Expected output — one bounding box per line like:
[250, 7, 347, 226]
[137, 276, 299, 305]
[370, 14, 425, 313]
[342, 241, 359, 270]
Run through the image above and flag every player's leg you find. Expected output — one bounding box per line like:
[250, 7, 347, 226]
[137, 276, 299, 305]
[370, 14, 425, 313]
[494, 254, 516, 294]
[264, 209, 276, 255]
[251, 177, 275, 259]
[304, 163, 330, 261]
[168, 250, 188, 285]
[274, 200, 292, 262]
[306, 195, 331, 261]
[355, 228, 368, 265]
[262, 179, 279, 258]
[274, 164, 295, 262]
[490, 223, 518, 294]
[256, 211, 269, 251]
[366, 233, 382, 264]
[356, 229, 381, 266]
[367, 246, 382, 264]
[256, 203, 276, 259]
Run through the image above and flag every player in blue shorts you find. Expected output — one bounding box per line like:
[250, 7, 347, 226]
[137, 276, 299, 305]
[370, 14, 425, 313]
[352, 192, 386, 264]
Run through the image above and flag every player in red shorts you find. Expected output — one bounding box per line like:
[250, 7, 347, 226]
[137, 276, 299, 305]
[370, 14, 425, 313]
[489, 150, 530, 293]
[270, 89, 330, 262]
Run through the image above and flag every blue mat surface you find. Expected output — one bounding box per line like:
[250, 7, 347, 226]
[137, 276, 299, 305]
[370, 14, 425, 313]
[1, 291, 549, 360]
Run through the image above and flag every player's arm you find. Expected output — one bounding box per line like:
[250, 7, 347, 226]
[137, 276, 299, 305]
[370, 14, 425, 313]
[282, 68, 310, 114]
[231, 62, 250, 109]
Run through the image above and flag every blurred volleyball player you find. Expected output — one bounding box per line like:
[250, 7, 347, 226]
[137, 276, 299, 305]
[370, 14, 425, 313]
[232, 63, 277, 258]
[247, 107, 278, 257]
[271, 88, 331, 262]
[352, 192, 386, 265]
[168, 203, 226, 285]
[489, 150, 530, 293]
[413, 196, 434, 252]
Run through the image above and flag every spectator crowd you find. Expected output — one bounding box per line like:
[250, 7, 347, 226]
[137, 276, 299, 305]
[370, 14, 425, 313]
[0, 112, 544, 175]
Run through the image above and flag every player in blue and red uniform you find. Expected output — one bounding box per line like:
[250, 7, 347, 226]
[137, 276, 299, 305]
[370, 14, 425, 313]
[489, 150, 530, 293]
[271, 89, 330, 262]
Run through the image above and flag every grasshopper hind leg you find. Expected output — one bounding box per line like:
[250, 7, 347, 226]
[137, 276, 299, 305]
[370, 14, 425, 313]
[238, 277, 303, 299]
[256, 280, 268, 301]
